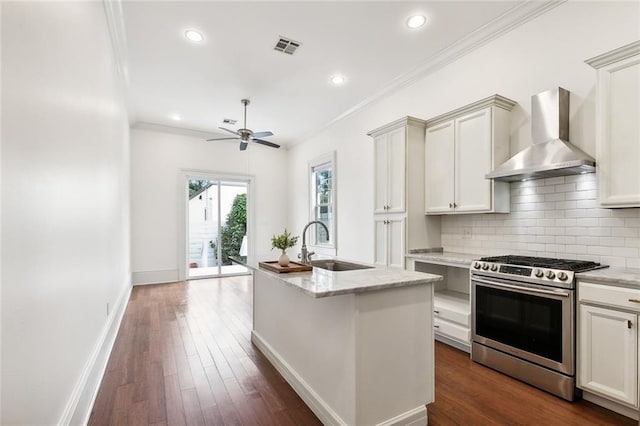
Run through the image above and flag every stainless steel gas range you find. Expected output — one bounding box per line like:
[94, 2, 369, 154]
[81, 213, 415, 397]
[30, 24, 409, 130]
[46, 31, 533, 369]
[470, 255, 607, 401]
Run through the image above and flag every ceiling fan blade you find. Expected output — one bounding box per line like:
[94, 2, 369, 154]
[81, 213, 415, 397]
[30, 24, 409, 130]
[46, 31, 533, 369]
[252, 139, 280, 149]
[239, 141, 249, 151]
[206, 137, 240, 141]
[250, 131, 273, 138]
[219, 127, 240, 136]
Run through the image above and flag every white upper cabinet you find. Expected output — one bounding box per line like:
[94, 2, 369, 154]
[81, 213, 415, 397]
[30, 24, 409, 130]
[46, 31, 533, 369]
[425, 122, 454, 213]
[369, 117, 442, 268]
[586, 41, 640, 208]
[373, 127, 405, 213]
[425, 95, 515, 215]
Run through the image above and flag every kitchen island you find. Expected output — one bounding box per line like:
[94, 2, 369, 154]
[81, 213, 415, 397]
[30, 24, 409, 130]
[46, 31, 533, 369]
[244, 258, 442, 426]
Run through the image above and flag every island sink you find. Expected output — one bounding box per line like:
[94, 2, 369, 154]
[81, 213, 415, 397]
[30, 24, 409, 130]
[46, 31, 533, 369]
[310, 259, 373, 271]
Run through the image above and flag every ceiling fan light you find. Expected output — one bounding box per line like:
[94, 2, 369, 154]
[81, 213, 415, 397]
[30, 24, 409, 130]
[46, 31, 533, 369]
[184, 30, 204, 42]
[407, 15, 427, 29]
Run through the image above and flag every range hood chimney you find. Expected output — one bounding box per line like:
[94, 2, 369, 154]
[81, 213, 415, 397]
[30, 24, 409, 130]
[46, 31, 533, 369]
[486, 87, 595, 182]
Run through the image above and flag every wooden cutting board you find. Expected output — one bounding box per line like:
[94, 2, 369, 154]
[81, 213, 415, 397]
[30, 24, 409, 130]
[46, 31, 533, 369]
[259, 261, 313, 273]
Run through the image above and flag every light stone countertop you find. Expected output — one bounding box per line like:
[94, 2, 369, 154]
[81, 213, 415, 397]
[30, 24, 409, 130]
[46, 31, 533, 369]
[405, 251, 482, 268]
[244, 259, 443, 298]
[576, 267, 640, 290]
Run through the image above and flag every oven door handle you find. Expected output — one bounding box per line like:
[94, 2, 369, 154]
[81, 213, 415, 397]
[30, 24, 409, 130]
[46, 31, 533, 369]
[472, 277, 571, 298]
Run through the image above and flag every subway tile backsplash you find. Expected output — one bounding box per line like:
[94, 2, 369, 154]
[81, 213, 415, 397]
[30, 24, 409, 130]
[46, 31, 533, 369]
[441, 174, 640, 268]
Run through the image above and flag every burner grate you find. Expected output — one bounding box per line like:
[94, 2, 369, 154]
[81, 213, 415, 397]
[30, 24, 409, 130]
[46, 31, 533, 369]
[478, 255, 603, 272]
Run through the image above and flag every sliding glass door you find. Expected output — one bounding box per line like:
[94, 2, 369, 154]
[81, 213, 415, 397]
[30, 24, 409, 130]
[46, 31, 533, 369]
[187, 177, 248, 279]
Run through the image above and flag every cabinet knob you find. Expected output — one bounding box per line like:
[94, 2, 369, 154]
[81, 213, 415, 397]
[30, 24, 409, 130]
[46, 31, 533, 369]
[453, 202, 457, 208]
[449, 203, 453, 208]
[434, 325, 440, 329]
[434, 310, 440, 314]
[628, 320, 633, 329]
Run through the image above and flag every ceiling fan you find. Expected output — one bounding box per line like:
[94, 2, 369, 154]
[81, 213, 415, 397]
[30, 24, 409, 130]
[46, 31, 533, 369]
[206, 99, 280, 151]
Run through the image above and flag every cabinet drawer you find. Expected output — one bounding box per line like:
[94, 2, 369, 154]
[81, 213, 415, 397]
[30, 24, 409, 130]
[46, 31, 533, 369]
[434, 304, 470, 327]
[579, 281, 640, 312]
[434, 290, 470, 327]
[434, 317, 470, 343]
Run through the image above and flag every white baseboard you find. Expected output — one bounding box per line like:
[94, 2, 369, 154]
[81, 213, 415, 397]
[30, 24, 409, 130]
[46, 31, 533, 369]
[58, 280, 132, 425]
[251, 331, 347, 425]
[582, 391, 639, 420]
[132, 269, 179, 285]
[251, 331, 429, 426]
[376, 406, 427, 426]
[435, 333, 471, 354]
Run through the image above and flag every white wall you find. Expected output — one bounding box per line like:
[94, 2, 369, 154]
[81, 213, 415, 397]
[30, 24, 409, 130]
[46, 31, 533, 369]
[130, 127, 288, 283]
[287, 1, 640, 264]
[1, 2, 130, 424]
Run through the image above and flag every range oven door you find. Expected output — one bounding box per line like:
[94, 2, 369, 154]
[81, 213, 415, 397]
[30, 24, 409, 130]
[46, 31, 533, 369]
[471, 275, 574, 375]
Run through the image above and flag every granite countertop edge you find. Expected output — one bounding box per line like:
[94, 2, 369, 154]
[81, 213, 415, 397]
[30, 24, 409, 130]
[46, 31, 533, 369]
[576, 267, 640, 289]
[245, 259, 443, 298]
[405, 251, 482, 267]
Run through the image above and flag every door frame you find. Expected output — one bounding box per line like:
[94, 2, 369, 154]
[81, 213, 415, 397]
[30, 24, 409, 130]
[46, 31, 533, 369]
[178, 169, 254, 281]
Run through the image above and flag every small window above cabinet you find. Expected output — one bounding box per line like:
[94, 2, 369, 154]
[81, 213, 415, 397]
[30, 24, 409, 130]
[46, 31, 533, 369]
[585, 41, 640, 208]
[425, 95, 516, 215]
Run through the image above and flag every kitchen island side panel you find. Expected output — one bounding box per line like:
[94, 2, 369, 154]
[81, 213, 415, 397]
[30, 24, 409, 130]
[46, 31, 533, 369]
[355, 284, 434, 425]
[253, 272, 357, 424]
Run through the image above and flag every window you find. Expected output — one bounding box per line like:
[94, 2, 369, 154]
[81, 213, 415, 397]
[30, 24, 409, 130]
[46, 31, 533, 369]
[309, 152, 336, 250]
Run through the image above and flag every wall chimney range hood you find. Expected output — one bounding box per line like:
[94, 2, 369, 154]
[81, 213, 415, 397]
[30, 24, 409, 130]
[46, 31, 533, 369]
[486, 87, 595, 182]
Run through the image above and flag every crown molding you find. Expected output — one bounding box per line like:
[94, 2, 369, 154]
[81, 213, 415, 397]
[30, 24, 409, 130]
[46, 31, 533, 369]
[367, 116, 427, 137]
[308, 0, 564, 141]
[132, 121, 220, 139]
[585, 40, 640, 69]
[103, 0, 136, 123]
[425, 94, 517, 128]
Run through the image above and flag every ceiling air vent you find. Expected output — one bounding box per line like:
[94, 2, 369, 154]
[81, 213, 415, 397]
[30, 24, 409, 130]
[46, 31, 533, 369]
[222, 118, 237, 125]
[274, 36, 301, 55]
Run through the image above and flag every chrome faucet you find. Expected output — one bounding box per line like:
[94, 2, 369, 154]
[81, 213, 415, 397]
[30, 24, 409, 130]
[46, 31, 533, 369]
[298, 220, 330, 264]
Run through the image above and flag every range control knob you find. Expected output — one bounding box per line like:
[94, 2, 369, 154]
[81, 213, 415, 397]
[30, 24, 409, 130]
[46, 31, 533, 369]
[558, 272, 568, 281]
[473, 262, 481, 269]
[490, 264, 498, 271]
[482, 263, 490, 270]
[534, 269, 544, 278]
[546, 270, 556, 280]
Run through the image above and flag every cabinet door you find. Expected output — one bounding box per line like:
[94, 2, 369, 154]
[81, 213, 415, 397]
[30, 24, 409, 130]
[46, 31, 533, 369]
[373, 135, 389, 214]
[387, 217, 405, 268]
[455, 108, 492, 212]
[373, 216, 405, 268]
[373, 218, 388, 267]
[578, 304, 638, 407]
[386, 128, 406, 213]
[597, 54, 640, 207]
[425, 121, 454, 214]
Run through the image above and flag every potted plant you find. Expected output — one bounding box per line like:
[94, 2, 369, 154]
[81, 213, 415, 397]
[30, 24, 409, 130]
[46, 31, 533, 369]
[271, 228, 299, 267]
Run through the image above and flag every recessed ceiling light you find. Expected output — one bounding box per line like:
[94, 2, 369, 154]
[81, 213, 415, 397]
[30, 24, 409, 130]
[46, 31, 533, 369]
[171, 114, 181, 121]
[407, 15, 427, 29]
[184, 30, 204, 42]
[331, 74, 346, 86]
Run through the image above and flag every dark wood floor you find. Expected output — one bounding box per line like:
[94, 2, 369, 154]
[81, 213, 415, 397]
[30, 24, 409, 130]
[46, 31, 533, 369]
[90, 276, 635, 425]
[89, 276, 321, 426]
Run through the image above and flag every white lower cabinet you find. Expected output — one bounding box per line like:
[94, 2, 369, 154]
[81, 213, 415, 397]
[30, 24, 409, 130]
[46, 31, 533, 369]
[374, 216, 405, 268]
[578, 280, 640, 413]
[578, 304, 638, 406]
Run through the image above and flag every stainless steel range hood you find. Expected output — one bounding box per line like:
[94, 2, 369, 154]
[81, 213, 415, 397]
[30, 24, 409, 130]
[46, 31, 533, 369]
[486, 87, 595, 182]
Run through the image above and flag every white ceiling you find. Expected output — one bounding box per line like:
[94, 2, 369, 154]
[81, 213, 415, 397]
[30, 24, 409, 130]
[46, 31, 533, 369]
[120, 1, 544, 147]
